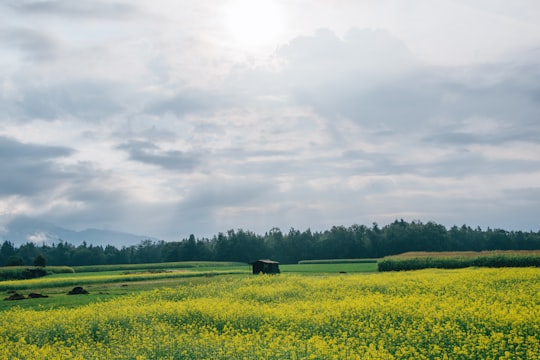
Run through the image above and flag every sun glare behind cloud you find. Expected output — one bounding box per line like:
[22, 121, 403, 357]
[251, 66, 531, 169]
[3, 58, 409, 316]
[225, 0, 283, 48]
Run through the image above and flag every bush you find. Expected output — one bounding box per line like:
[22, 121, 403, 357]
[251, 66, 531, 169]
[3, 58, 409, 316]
[0, 266, 75, 280]
[21, 268, 47, 279]
[6, 256, 24, 267]
[0, 267, 26, 280]
[33, 254, 47, 267]
[0, 267, 46, 280]
[47, 266, 76, 274]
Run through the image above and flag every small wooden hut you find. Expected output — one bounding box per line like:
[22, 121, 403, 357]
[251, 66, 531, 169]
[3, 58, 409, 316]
[251, 259, 280, 274]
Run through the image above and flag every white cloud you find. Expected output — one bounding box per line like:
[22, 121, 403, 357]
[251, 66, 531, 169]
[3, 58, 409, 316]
[0, 1, 539, 241]
[27, 232, 49, 243]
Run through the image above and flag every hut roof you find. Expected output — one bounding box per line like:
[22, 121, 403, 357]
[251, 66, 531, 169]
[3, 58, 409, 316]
[251, 259, 279, 264]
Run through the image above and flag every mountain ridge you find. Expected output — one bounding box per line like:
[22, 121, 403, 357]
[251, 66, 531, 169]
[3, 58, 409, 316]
[1, 216, 157, 247]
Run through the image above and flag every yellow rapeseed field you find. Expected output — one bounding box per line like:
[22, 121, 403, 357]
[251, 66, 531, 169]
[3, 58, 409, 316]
[1, 268, 539, 359]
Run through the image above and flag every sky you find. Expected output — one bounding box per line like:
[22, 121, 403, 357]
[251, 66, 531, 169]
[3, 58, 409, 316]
[1, 0, 540, 242]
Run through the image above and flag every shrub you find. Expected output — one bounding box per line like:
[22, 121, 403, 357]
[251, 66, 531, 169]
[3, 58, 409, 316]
[33, 254, 47, 267]
[0, 266, 75, 280]
[6, 256, 23, 267]
[21, 268, 47, 279]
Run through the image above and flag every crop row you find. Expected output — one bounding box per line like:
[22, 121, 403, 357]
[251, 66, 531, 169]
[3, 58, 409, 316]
[378, 253, 540, 271]
[72, 261, 247, 273]
[0, 266, 75, 281]
[0, 269, 248, 291]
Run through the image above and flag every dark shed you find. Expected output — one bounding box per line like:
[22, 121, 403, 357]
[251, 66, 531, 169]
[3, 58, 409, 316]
[251, 259, 280, 274]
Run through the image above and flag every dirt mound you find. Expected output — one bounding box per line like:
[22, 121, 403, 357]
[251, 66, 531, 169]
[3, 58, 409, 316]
[4, 293, 25, 301]
[68, 286, 89, 295]
[28, 292, 49, 298]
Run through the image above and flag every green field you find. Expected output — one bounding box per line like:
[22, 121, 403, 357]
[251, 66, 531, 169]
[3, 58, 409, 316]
[10, 253, 540, 312]
[1, 255, 535, 312]
[1, 263, 538, 359]
[0, 261, 378, 311]
[72, 261, 247, 273]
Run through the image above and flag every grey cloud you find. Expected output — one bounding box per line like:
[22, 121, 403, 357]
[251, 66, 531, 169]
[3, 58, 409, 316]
[1, 157, 180, 238]
[402, 147, 540, 178]
[181, 180, 271, 210]
[8, 0, 136, 19]
[422, 151, 511, 178]
[10, 81, 125, 121]
[437, 80, 540, 126]
[297, 74, 440, 128]
[216, 147, 298, 167]
[340, 149, 409, 176]
[267, 28, 438, 130]
[269, 28, 540, 154]
[343, 142, 540, 179]
[33, 191, 163, 237]
[1, 13, 538, 240]
[204, 29, 540, 234]
[50, 187, 139, 228]
[0, 136, 74, 195]
[424, 127, 540, 146]
[144, 90, 226, 117]
[0, 136, 72, 160]
[0, 27, 60, 61]
[227, 27, 419, 106]
[173, 179, 278, 235]
[502, 187, 540, 204]
[215, 148, 346, 179]
[145, 96, 204, 117]
[277, 28, 417, 85]
[348, 141, 539, 179]
[424, 131, 489, 146]
[112, 125, 178, 144]
[117, 140, 199, 171]
[467, 187, 540, 232]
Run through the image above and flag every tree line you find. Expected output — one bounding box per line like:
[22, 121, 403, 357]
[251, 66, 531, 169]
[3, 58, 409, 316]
[1, 220, 540, 267]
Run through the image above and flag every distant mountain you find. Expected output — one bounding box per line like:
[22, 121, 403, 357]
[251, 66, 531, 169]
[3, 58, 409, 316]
[1, 217, 156, 247]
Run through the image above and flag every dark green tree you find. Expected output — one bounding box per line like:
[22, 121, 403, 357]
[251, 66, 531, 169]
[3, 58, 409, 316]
[1, 240, 16, 265]
[6, 256, 24, 266]
[33, 254, 47, 267]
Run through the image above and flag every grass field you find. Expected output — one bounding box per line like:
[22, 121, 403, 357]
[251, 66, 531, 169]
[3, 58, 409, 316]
[1, 261, 539, 359]
[72, 261, 247, 273]
[0, 262, 375, 308]
[0, 268, 249, 293]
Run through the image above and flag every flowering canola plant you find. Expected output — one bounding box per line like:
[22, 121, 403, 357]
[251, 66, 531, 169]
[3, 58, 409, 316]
[1, 268, 539, 359]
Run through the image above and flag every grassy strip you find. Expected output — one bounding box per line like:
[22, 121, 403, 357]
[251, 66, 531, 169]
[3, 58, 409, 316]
[378, 253, 540, 271]
[281, 263, 378, 273]
[0, 269, 249, 291]
[0, 266, 75, 280]
[0, 275, 234, 311]
[298, 259, 377, 264]
[73, 261, 247, 273]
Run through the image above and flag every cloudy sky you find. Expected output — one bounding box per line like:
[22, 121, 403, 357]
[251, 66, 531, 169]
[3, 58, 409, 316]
[1, 0, 540, 241]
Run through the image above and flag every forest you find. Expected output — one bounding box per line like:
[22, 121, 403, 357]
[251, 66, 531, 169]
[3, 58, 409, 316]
[1, 220, 540, 267]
